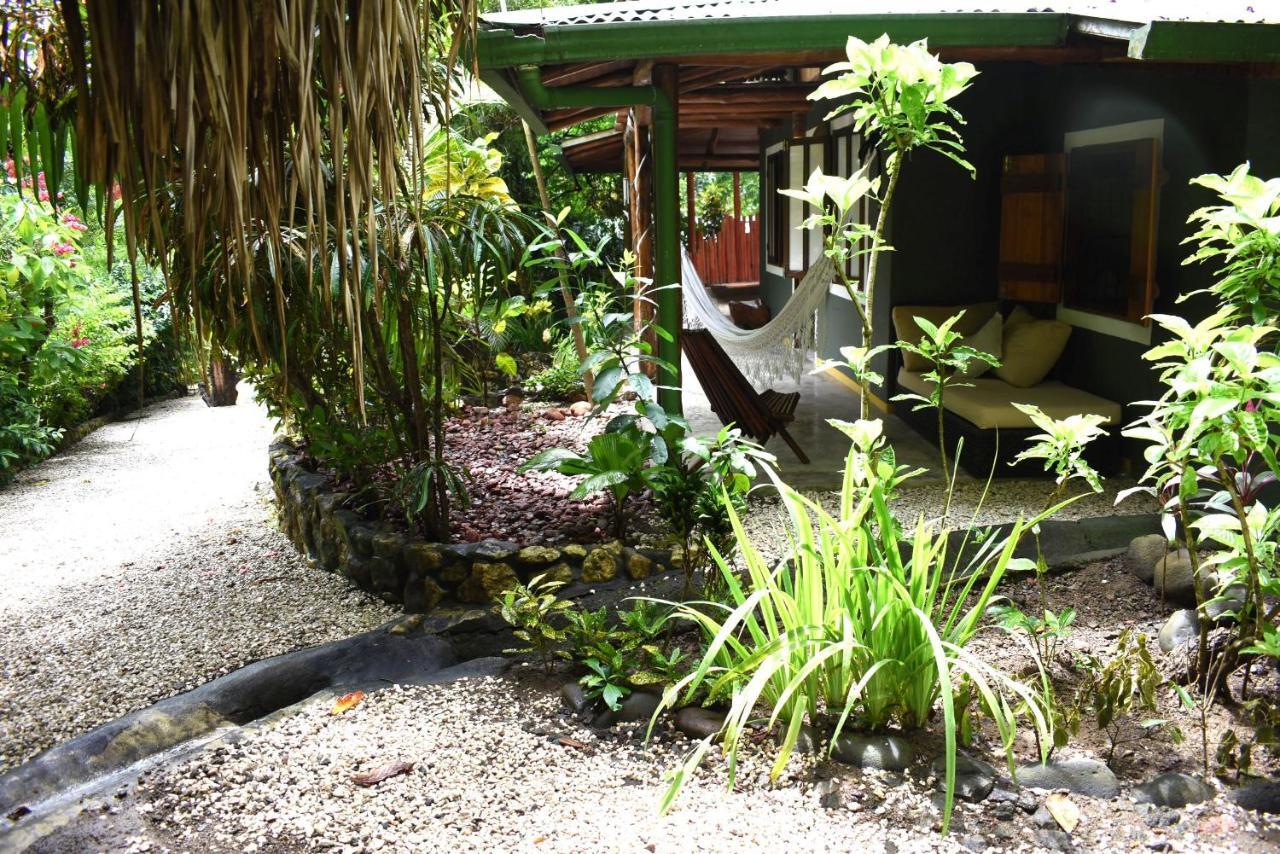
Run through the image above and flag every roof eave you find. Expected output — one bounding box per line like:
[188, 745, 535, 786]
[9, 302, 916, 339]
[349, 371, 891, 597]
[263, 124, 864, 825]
[477, 12, 1072, 70]
[1128, 21, 1280, 62]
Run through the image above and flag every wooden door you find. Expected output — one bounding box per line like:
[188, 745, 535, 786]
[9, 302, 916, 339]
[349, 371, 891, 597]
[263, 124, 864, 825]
[998, 153, 1065, 303]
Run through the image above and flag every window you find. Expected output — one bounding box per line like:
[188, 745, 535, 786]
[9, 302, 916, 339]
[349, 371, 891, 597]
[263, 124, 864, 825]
[765, 149, 787, 267]
[826, 125, 865, 283]
[1062, 136, 1159, 324]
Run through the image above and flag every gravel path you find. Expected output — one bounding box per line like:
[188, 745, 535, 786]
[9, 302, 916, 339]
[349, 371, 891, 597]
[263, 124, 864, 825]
[0, 389, 397, 772]
[120, 669, 1274, 854]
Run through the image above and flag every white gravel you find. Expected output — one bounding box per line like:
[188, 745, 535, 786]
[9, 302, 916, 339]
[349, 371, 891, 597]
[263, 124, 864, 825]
[123, 670, 1274, 854]
[134, 675, 962, 854]
[0, 388, 397, 772]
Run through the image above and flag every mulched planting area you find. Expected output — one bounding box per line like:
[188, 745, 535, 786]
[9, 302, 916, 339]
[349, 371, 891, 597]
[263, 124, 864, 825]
[85, 557, 1280, 853]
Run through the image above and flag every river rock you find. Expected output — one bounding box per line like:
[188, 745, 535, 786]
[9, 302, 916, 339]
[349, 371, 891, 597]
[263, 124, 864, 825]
[517, 545, 560, 566]
[932, 753, 997, 802]
[561, 680, 590, 713]
[1158, 609, 1199, 653]
[1206, 582, 1247, 623]
[1230, 780, 1280, 814]
[1126, 534, 1169, 583]
[593, 690, 661, 727]
[403, 543, 444, 575]
[625, 550, 653, 580]
[1135, 772, 1214, 808]
[1154, 550, 1204, 607]
[1016, 758, 1119, 798]
[673, 707, 725, 740]
[458, 561, 519, 603]
[831, 733, 915, 771]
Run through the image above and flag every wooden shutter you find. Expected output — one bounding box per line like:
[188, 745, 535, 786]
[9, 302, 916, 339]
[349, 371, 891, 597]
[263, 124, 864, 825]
[998, 153, 1065, 303]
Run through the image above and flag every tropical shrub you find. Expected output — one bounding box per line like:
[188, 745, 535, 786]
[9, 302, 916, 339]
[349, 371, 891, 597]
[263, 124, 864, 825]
[793, 36, 978, 419]
[0, 189, 157, 476]
[494, 572, 574, 673]
[653, 418, 1053, 833]
[520, 431, 657, 539]
[649, 422, 773, 595]
[891, 310, 999, 475]
[1122, 164, 1280, 690]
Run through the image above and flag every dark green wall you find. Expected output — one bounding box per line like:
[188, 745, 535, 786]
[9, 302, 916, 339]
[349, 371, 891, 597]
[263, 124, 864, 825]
[755, 61, 1277, 413]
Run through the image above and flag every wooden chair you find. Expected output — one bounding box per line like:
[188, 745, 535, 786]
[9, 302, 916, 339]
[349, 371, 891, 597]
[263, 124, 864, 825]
[682, 328, 810, 464]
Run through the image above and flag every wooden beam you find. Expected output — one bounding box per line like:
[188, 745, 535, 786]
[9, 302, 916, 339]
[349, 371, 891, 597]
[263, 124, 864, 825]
[543, 60, 632, 86]
[686, 171, 697, 249]
[705, 127, 719, 157]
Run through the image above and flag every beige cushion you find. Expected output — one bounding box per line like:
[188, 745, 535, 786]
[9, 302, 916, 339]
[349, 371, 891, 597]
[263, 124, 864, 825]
[896, 368, 1121, 430]
[955, 312, 1002, 381]
[892, 302, 999, 371]
[992, 318, 1072, 388]
[1004, 304, 1038, 332]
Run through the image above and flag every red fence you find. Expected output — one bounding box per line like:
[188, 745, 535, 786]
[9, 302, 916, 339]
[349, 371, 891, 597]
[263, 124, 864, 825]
[689, 215, 759, 285]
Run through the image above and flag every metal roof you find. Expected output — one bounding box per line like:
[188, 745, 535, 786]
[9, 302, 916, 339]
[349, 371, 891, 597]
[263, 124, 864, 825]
[483, 0, 1280, 30]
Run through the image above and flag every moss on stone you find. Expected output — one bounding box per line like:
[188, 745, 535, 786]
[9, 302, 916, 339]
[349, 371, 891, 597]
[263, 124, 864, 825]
[581, 548, 618, 583]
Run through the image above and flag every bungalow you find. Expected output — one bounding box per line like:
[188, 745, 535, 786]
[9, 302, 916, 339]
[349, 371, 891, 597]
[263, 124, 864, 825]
[477, 0, 1280, 473]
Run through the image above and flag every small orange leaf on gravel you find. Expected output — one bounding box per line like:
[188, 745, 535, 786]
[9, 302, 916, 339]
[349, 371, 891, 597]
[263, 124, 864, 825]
[557, 736, 592, 753]
[331, 691, 365, 715]
[351, 760, 415, 787]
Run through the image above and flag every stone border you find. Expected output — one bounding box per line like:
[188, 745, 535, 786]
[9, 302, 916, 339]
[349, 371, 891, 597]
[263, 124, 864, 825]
[268, 440, 677, 613]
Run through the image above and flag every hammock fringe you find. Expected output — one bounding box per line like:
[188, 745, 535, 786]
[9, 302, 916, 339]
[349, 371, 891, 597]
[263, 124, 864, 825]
[681, 248, 834, 387]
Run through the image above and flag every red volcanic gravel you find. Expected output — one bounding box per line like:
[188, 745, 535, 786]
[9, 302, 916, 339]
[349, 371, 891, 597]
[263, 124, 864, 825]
[442, 404, 658, 545]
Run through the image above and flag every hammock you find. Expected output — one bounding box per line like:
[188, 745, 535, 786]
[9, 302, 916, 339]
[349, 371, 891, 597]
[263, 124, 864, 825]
[681, 247, 836, 387]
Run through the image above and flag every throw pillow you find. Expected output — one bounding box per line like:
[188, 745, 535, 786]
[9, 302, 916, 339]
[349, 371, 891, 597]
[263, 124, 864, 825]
[993, 318, 1072, 388]
[954, 311, 1002, 380]
[1004, 304, 1038, 331]
[728, 300, 771, 330]
[892, 301, 999, 371]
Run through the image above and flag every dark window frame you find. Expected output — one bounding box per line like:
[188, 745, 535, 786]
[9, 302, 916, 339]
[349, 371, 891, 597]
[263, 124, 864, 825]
[765, 148, 788, 268]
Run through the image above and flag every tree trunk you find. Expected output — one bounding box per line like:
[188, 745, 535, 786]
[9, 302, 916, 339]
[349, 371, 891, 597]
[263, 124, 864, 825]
[202, 351, 239, 407]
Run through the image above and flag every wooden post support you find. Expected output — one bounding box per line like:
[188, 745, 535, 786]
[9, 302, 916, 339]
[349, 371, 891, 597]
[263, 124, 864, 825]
[686, 171, 697, 249]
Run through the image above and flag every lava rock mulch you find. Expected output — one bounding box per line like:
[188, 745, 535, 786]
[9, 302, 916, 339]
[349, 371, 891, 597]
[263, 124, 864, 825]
[350, 404, 659, 547]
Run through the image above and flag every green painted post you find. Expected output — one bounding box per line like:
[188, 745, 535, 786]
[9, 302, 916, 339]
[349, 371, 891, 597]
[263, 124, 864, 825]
[652, 65, 682, 414]
[513, 64, 683, 413]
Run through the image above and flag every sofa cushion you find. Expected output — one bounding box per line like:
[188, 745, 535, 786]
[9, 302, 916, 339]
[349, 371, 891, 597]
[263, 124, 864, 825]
[729, 300, 771, 330]
[993, 318, 1072, 388]
[955, 312, 1002, 381]
[896, 368, 1121, 430]
[892, 302, 999, 372]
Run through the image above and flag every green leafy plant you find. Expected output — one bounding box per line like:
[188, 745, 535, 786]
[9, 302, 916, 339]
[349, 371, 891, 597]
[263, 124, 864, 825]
[651, 418, 1053, 834]
[580, 639, 638, 711]
[649, 421, 774, 596]
[521, 430, 657, 539]
[493, 573, 575, 673]
[798, 35, 978, 419]
[892, 311, 999, 476]
[997, 404, 1108, 676]
[1061, 630, 1180, 767]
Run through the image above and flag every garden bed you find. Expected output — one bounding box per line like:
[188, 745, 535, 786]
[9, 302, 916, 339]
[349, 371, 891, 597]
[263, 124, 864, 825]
[270, 408, 677, 615]
[95, 557, 1280, 853]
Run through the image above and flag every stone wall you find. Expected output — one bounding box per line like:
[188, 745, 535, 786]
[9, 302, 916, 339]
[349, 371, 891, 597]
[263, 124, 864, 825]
[269, 441, 675, 613]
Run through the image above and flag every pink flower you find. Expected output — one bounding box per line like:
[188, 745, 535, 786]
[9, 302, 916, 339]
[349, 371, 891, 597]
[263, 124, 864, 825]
[71, 337, 90, 349]
[60, 211, 88, 232]
[51, 242, 75, 257]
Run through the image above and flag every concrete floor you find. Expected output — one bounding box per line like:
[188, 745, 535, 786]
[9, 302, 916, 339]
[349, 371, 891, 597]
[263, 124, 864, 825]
[681, 354, 949, 490]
